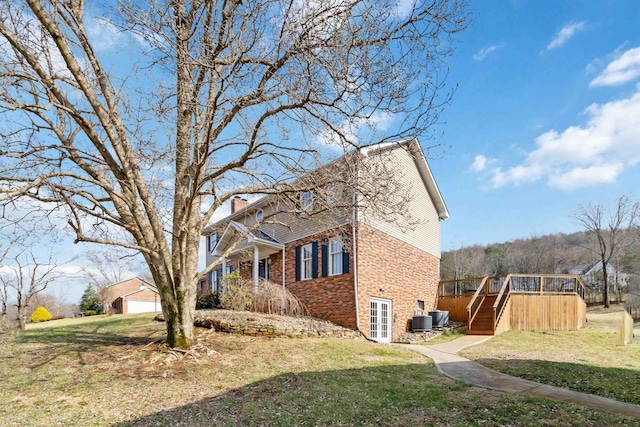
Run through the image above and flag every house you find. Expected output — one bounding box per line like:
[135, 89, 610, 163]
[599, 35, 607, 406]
[106, 277, 161, 314]
[568, 261, 629, 291]
[202, 138, 449, 343]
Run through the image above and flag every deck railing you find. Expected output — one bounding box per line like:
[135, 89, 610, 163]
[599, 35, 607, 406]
[441, 274, 587, 299]
[466, 277, 488, 327]
[492, 274, 512, 330]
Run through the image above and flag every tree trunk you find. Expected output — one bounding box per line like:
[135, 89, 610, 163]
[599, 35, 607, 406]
[163, 294, 196, 349]
[601, 259, 610, 308]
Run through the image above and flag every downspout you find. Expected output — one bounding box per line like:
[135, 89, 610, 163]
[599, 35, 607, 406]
[352, 154, 361, 333]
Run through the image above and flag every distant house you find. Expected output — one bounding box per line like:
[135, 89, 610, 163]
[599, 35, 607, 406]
[568, 261, 629, 290]
[202, 139, 449, 343]
[106, 277, 161, 314]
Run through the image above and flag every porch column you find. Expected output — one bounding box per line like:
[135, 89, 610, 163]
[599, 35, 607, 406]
[222, 258, 227, 292]
[253, 246, 259, 292]
[282, 247, 286, 289]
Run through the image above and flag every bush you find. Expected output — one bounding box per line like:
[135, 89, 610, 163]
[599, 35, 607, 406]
[220, 280, 253, 311]
[218, 273, 307, 316]
[196, 291, 221, 309]
[83, 310, 97, 316]
[253, 280, 307, 316]
[30, 306, 52, 323]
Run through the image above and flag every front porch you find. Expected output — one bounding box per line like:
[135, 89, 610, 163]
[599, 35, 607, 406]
[437, 274, 587, 335]
[210, 221, 285, 292]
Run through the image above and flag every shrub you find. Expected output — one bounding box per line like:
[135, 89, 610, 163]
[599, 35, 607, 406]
[253, 279, 307, 316]
[220, 280, 253, 311]
[196, 291, 221, 309]
[83, 310, 97, 316]
[219, 275, 307, 316]
[30, 306, 52, 323]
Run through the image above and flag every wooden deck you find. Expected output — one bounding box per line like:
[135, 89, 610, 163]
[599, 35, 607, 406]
[438, 274, 587, 335]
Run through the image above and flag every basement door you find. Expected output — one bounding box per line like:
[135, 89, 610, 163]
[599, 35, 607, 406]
[369, 297, 392, 343]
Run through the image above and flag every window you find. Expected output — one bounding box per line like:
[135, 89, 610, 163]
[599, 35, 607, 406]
[301, 243, 313, 280]
[328, 237, 343, 275]
[417, 300, 425, 311]
[212, 270, 219, 292]
[300, 191, 313, 212]
[207, 233, 218, 252]
[255, 209, 264, 222]
[326, 183, 343, 206]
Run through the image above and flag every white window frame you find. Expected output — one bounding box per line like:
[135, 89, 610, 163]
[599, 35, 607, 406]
[255, 209, 264, 222]
[300, 191, 313, 212]
[328, 237, 343, 276]
[301, 243, 313, 280]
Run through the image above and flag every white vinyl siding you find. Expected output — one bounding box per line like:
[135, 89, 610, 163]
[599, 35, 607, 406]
[301, 244, 313, 280]
[329, 237, 343, 275]
[359, 148, 441, 257]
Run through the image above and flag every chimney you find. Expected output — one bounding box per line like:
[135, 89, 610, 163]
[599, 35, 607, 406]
[231, 196, 248, 213]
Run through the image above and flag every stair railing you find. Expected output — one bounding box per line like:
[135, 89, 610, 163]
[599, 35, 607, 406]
[466, 277, 488, 329]
[492, 274, 512, 331]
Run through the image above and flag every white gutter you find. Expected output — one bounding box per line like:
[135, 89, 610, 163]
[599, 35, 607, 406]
[352, 153, 361, 333]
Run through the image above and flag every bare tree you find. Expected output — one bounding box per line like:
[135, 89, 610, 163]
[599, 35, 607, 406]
[573, 196, 640, 308]
[0, 248, 71, 329]
[0, 0, 468, 348]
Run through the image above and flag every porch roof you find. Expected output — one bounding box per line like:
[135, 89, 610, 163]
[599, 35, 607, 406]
[212, 221, 284, 261]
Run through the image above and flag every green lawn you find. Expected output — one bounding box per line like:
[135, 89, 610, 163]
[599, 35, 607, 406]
[0, 313, 635, 426]
[460, 310, 640, 406]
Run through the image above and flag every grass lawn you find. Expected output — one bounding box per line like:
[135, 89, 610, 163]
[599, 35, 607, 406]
[0, 313, 635, 426]
[460, 307, 640, 406]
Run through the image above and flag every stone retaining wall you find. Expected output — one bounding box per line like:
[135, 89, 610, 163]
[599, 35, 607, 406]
[193, 309, 362, 339]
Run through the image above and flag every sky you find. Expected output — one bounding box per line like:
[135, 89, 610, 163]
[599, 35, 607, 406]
[428, 0, 640, 251]
[3, 0, 640, 305]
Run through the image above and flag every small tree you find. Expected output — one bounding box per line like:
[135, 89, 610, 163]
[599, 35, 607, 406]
[573, 195, 640, 308]
[79, 284, 102, 314]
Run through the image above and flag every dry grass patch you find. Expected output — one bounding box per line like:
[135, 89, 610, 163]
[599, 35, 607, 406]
[461, 307, 640, 404]
[0, 313, 636, 426]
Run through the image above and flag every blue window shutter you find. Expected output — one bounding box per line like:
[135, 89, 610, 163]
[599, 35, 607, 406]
[342, 233, 350, 274]
[312, 241, 319, 278]
[206, 236, 211, 252]
[321, 240, 328, 277]
[295, 245, 301, 281]
[342, 248, 350, 274]
[207, 271, 212, 289]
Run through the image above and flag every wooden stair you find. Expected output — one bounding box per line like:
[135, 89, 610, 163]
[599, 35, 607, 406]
[467, 295, 497, 335]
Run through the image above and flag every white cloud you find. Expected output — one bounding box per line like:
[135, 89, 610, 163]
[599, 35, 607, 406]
[395, 0, 416, 18]
[473, 89, 640, 191]
[316, 112, 395, 150]
[86, 17, 123, 51]
[546, 21, 586, 50]
[473, 44, 503, 61]
[590, 46, 640, 87]
[548, 164, 623, 191]
[470, 155, 488, 172]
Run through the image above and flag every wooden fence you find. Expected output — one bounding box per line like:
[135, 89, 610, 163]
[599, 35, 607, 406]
[617, 310, 635, 346]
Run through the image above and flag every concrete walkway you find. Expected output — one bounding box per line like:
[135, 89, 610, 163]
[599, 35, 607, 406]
[399, 336, 640, 418]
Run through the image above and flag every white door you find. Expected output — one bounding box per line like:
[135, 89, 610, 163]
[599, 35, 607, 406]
[370, 298, 392, 343]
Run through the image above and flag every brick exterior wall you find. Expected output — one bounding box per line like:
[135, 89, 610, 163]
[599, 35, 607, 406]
[283, 231, 357, 329]
[106, 278, 158, 314]
[356, 222, 440, 341]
